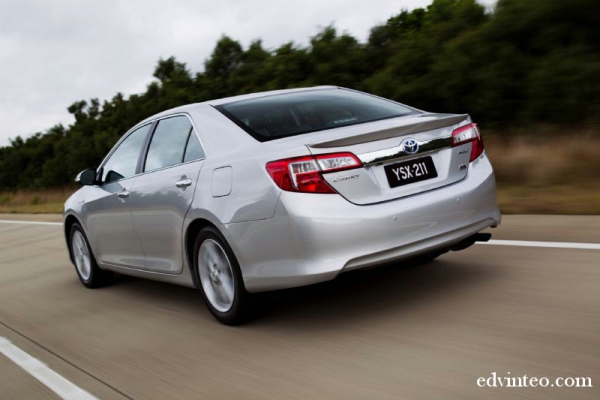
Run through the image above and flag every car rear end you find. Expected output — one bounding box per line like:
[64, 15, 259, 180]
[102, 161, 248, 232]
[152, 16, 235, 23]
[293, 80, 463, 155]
[214, 88, 501, 292]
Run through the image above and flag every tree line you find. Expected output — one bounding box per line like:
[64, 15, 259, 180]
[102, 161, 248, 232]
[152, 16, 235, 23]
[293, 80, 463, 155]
[1, 0, 599, 189]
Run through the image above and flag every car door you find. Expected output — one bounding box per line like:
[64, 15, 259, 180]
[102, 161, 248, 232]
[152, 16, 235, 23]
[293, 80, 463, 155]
[129, 114, 206, 274]
[83, 123, 151, 270]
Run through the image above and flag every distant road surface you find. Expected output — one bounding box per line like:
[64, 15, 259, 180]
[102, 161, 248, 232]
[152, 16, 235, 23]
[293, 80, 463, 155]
[0, 214, 598, 399]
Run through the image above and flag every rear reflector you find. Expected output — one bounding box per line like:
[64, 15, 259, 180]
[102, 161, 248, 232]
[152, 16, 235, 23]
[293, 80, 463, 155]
[452, 123, 484, 162]
[266, 152, 362, 193]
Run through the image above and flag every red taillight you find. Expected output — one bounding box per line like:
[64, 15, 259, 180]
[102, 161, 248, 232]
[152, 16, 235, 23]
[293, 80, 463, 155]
[266, 152, 362, 194]
[452, 123, 484, 162]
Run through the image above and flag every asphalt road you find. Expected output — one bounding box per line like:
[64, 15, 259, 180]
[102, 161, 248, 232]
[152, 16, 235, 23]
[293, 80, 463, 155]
[0, 214, 598, 399]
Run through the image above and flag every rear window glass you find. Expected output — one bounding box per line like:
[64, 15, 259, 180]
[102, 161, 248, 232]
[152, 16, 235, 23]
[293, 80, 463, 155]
[215, 89, 417, 142]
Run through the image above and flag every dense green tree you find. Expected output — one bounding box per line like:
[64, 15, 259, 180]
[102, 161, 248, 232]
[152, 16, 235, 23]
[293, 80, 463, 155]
[263, 42, 313, 89]
[1, 0, 599, 189]
[307, 27, 369, 89]
[228, 40, 272, 94]
[204, 36, 245, 98]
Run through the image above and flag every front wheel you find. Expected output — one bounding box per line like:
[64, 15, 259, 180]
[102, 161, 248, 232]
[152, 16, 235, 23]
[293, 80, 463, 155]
[194, 226, 252, 325]
[69, 222, 114, 288]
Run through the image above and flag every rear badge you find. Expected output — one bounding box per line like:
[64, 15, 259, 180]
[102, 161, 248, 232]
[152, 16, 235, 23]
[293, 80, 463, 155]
[333, 174, 360, 183]
[401, 138, 419, 154]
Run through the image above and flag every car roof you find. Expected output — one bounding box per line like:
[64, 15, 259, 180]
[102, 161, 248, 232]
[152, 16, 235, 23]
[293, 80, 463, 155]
[205, 85, 337, 106]
[137, 85, 338, 125]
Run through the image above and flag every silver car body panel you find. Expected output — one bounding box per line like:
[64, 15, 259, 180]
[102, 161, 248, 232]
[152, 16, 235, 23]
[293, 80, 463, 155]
[82, 178, 146, 269]
[64, 86, 501, 292]
[226, 153, 499, 291]
[129, 159, 204, 274]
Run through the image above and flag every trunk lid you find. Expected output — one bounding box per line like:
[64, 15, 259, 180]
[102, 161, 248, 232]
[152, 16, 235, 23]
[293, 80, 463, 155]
[306, 113, 473, 205]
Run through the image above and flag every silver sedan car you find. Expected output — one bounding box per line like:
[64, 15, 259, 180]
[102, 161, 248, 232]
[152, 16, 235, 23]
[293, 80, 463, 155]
[64, 86, 501, 324]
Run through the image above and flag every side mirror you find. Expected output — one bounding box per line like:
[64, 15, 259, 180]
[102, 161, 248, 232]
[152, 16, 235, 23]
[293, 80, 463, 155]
[75, 168, 97, 186]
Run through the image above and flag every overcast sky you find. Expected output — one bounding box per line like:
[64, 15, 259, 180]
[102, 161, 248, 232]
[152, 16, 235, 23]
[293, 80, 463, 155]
[0, 0, 494, 147]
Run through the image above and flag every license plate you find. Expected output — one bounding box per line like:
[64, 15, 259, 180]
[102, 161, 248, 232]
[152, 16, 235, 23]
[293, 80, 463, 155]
[384, 156, 438, 188]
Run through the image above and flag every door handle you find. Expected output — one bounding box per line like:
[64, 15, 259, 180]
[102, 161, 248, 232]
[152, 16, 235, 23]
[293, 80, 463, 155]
[117, 190, 130, 199]
[175, 178, 192, 188]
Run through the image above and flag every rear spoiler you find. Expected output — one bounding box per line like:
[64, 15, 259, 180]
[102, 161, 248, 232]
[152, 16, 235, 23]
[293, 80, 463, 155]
[308, 113, 469, 148]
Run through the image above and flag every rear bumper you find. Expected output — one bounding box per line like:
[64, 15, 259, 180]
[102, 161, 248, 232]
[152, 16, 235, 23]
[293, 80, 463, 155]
[226, 153, 501, 292]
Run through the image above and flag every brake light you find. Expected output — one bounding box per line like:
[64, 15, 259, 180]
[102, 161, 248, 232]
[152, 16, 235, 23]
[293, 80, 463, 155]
[266, 152, 362, 193]
[452, 123, 484, 162]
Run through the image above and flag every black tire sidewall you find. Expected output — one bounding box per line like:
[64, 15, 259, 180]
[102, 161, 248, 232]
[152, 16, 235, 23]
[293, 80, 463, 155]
[193, 226, 247, 325]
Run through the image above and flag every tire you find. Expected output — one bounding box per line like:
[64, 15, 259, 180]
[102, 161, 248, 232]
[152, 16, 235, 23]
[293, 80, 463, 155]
[193, 226, 252, 325]
[69, 222, 114, 288]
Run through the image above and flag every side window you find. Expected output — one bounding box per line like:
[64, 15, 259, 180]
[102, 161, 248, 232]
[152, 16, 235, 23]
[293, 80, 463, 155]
[144, 116, 192, 172]
[102, 124, 150, 183]
[183, 132, 205, 162]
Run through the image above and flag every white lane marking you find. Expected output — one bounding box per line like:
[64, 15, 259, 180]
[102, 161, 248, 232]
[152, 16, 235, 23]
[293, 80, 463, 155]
[0, 336, 97, 399]
[480, 239, 600, 250]
[0, 219, 62, 226]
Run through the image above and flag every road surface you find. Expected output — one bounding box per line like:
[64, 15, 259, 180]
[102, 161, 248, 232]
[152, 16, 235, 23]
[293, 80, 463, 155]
[0, 214, 598, 399]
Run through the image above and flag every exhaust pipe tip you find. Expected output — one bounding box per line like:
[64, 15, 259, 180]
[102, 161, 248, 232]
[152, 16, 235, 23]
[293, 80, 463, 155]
[448, 232, 492, 252]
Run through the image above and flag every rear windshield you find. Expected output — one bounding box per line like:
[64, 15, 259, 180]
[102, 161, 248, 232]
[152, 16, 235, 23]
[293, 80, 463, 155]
[215, 89, 418, 142]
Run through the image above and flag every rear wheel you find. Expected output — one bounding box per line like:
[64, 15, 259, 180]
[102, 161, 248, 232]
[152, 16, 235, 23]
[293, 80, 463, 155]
[69, 223, 114, 288]
[194, 226, 252, 325]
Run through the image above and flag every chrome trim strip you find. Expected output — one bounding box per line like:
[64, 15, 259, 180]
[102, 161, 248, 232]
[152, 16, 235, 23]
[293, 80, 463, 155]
[359, 135, 453, 165]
